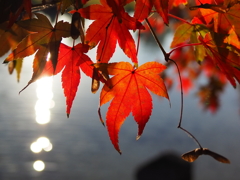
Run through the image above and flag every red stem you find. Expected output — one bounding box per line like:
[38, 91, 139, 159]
[168, 13, 192, 25]
[168, 42, 203, 56]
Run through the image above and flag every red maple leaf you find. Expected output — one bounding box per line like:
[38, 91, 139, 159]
[193, 2, 240, 38]
[42, 43, 93, 117]
[78, 0, 144, 64]
[134, 0, 169, 25]
[199, 33, 240, 87]
[98, 61, 169, 153]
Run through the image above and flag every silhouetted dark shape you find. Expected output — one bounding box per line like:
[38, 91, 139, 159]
[0, 0, 23, 24]
[135, 152, 192, 180]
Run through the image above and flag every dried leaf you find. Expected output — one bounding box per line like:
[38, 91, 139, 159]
[182, 148, 230, 163]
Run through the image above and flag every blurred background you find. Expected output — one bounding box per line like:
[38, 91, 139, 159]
[0, 0, 240, 180]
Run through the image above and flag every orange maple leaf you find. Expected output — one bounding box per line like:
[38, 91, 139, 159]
[98, 61, 169, 153]
[78, 0, 144, 64]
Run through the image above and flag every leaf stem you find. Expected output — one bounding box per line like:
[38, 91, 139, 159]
[145, 18, 168, 61]
[168, 42, 203, 56]
[168, 59, 184, 128]
[179, 126, 203, 149]
[72, 39, 75, 47]
[169, 58, 203, 149]
[136, 30, 141, 56]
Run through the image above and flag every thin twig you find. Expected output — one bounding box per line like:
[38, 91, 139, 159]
[136, 30, 141, 56]
[169, 59, 184, 128]
[31, 2, 59, 12]
[145, 18, 168, 60]
[168, 58, 203, 149]
[168, 42, 203, 56]
[179, 126, 203, 148]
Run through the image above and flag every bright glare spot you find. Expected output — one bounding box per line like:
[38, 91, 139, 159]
[35, 109, 50, 124]
[33, 160, 45, 171]
[49, 100, 55, 109]
[43, 143, 53, 152]
[37, 137, 50, 149]
[36, 77, 53, 99]
[36, 89, 53, 100]
[35, 77, 54, 124]
[30, 142, 42, 153]
[30, 137, 53, 153]
[35, 100, 50, 109]
[37, 76, 52, 86]
[47, 52, 51, 61]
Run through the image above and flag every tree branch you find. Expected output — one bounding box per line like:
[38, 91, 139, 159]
[31, 0, 60, 12]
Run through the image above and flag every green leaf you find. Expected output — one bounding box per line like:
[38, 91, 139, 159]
[170, 23, 193, 48]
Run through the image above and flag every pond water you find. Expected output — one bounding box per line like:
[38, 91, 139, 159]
[0, 15, 240, 180]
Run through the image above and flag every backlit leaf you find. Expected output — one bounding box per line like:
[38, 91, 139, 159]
[4, 13, 71, 90]
[0, 22, 29, 57]
[78, 0, 144, 64]
[170, 23, 194, 48]
[99, 61, 169, 153]
[134, 0, 169, 25]
[8, 59, 23, 82]
[42, 43, 93, 116]
[199, 33, 240, 87]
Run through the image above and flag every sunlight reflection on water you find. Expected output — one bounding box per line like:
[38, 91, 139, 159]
[32, 68, 54, 171]
[35, 77, 55, 125]
[30, 137, 53, 153]
[33, 160, 45, 172]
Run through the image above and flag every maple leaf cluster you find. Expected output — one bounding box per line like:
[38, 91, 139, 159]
[166, 0, 240, 112]
[0, 0, 239, 155]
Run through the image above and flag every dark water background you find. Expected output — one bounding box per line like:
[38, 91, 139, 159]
[0, 9, 240, 180]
